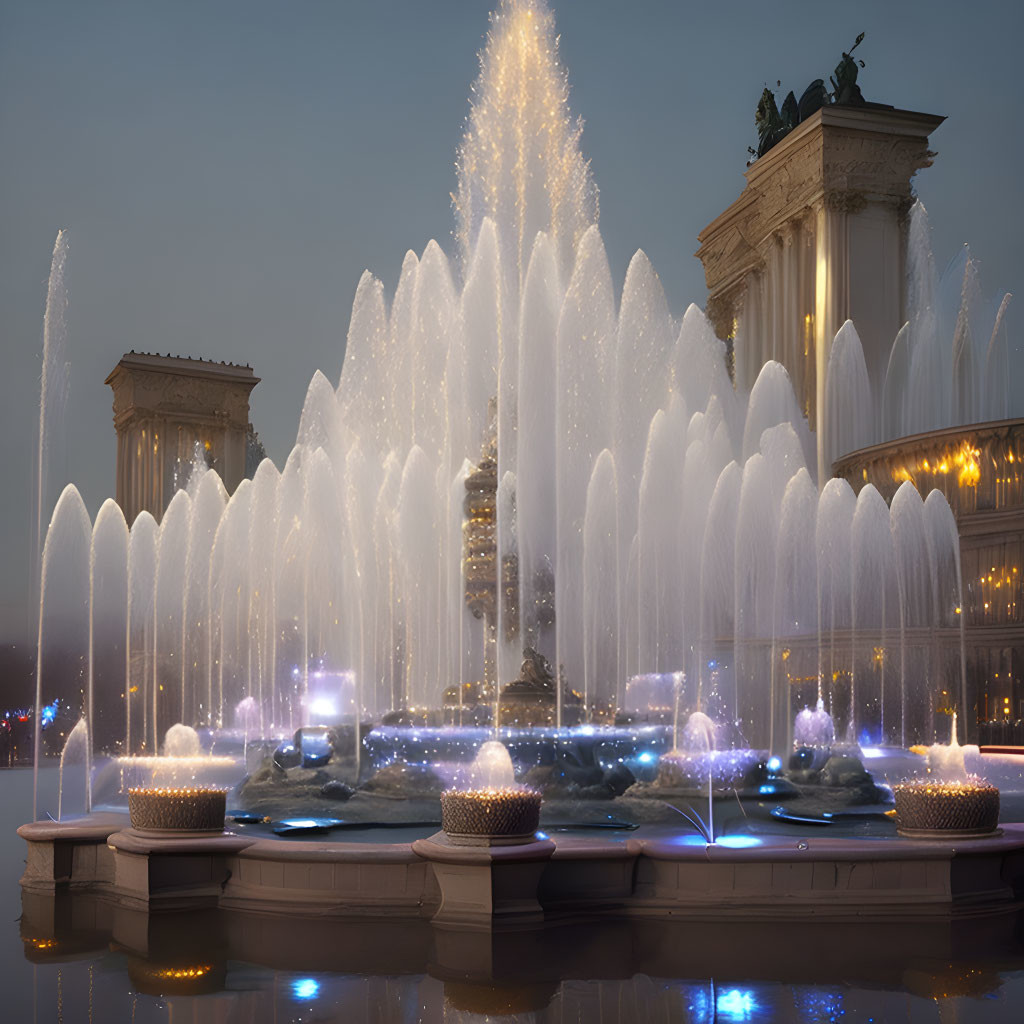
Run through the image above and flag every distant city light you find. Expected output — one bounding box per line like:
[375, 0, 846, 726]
[40, 700, 59, 728]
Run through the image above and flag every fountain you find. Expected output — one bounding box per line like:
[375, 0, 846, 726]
[793, 700, 836, 749]
[28, 1, 973, 823]
[19, 0, 1024, 927]
[57, 718, 90, 820]
[32, 231, 70, 636]
[90, 722, 239, 809]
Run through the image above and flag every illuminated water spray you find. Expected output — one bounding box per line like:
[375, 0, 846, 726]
[34, 231, 70, 618]
[31, 0, 973, 811]
[455, 0, 597, 295]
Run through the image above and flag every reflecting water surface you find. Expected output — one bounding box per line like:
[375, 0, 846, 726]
[13, 934, 1024, 1023]
[7, 769, 1024, 1022]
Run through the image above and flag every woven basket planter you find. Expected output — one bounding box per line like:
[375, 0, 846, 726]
[127, 787, 227, 833]
[893, 779, 1000, 838]
[440, 787, 542, 846]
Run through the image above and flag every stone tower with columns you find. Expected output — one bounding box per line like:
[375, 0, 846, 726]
[105, 351, 260, 524]
[696, 104, 944, 481]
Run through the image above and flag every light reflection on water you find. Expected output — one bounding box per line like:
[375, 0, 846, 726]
[14, 888, 1024, 1023]
[13, 965, 1024, 1023]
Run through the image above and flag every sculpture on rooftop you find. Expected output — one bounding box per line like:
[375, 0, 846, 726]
[751, 33, 867, 160]
[831, 32, 866, 106]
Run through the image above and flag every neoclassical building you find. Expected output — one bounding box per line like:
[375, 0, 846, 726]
[697, 101, 1023, 743]
[105, 351, 261, 524]
[696, 103, 943, 481]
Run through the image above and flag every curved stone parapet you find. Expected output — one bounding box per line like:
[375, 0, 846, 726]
[17, 816, 1024, 925]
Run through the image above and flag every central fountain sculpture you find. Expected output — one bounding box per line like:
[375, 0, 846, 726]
[33, 0, 978, 822]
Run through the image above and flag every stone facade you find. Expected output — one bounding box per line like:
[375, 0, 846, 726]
[696, 104, 943, 480]
[105, 352, 260, 524]
[834, 419, 1024, 741]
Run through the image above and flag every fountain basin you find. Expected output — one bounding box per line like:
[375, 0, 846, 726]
[19, 814, 1024, 924]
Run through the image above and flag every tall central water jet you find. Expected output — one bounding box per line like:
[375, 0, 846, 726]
[455, 0, 597, 299]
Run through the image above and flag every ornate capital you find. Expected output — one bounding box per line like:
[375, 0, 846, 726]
[824, 189, 868, 214]
[697, 106, 942, 302]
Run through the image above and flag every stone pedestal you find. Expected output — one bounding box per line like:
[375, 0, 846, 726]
[107, 828, 254, 910]
[17, 814, 125, 893]
[412, 832, 555, 929]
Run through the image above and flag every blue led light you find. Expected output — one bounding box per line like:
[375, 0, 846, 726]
[637, 751, 656, 764]
[667, 834, 708, 847]
[667, 834, 761, 849]
[292, 978, 320, 1000]
[716, 988, 755, 1020]
[766, 756, 781, 772]
[535, 830, 549, 840]
[715, 835, 761, 849]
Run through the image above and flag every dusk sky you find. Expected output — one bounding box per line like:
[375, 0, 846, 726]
[1, 0, 1021, 642]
